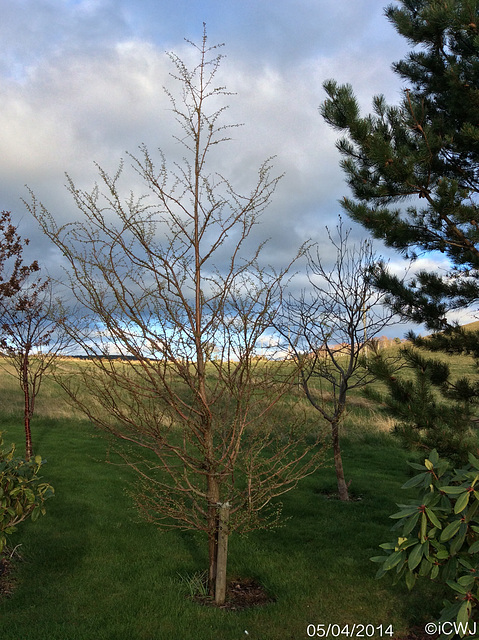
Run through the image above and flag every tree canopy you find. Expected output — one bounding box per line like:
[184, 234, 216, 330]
[28, 30, 323, 605]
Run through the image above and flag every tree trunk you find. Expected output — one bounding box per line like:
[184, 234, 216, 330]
[207, 472, 220, 597]
[332, 419, 349, 501]
[24, 404, 32, 461]
[214, 501, 230, 605]
[22, 351, 33, 461]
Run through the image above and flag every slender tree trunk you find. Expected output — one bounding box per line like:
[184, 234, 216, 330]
[207, 468, 220, 597]
[331, 419, 349, 501]
[22, 351, 33, 461]
[24, 400, 32, 461]
[215, 501, 230, 605]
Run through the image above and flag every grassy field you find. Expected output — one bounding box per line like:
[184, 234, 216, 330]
[0, 353, 471, 640]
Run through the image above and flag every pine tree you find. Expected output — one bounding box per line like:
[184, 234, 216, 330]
[321, 0, 479, 457]
[321, 0, 479, 334]
[365, 345, 477, 461]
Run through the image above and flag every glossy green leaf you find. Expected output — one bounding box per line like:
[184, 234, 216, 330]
[446, 580, 468, 595]
[403, 512, 420, 536]
[383, 549, 404, 571]
[418, 557, 432, 577]
[398, 537, 420, 550]
[31, 506, 40, 522]
[457, 574, 475, 588]
[425, 507, 442, 529]
[370, 555, 388, 563]
[440, 519, 461, 542]
[405, 569, 416, 590]
[408, 462, 428, 471]
[408, 543, 424, 571]
[402, 473, 430, 489]
[440, 485, 469, 495]
[450, 525, 467, 555]
[455, 491, 471, 514]
[379, 542, 397, 550]
[420, 512, 427, 542]
[457, 600, 471, 628]
[390, 506, 421, 519]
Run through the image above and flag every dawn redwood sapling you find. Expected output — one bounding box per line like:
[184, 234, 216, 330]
[27, 29, 325, 604]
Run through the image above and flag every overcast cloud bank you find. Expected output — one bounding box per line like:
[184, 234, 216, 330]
[1, 0, 460, 337]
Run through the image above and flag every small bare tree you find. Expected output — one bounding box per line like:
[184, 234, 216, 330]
[0, 276, 70, 460]
[278, 221, 394, 501]
[27, 30, 323, 604]
[0, 210, 47, 458]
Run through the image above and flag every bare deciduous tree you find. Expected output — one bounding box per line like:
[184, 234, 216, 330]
[27, 31, 323, 604]
[278, 221, 394, 501]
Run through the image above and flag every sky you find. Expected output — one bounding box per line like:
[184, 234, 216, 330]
[0, 0, 464, 339]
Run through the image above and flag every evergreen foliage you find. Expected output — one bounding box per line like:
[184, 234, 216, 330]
[322, 0, 479, 458]
[321, 0, 479, 333]
[373, 448, 479, 632]
[366, 347, 477, 461]
[0, 433, 54, 553]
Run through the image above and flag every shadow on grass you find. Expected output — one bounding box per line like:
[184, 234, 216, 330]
[0, 496, 93, 615]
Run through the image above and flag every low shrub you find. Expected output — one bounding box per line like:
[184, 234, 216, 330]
[0, 433, 54, 552]
[372, 449, 479, 636]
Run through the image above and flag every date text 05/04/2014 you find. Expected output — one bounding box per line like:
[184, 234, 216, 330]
[306, 624, 394, 638]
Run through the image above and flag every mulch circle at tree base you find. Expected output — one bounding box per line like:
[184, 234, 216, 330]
[193, 577, 275, 610]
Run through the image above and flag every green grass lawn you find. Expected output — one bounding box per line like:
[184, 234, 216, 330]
[0, 403, 446, 640]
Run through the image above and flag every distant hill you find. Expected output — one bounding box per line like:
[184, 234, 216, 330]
[461, 320, 479, 332]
